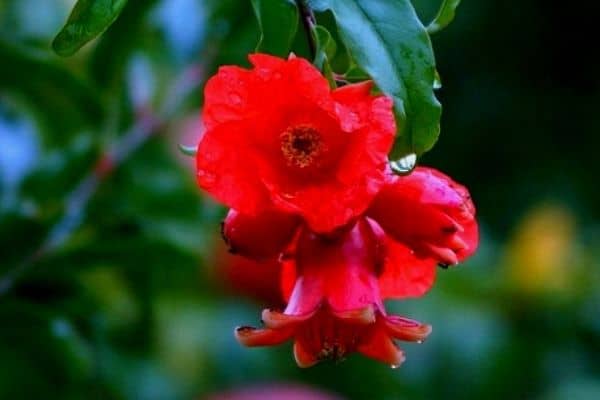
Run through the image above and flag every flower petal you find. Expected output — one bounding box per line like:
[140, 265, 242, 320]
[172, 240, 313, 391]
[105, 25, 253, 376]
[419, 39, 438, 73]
[196, 121, 270, 214]
[234, 326, 294, 347]
[293, 339, 319, 368]
[262, 308, 315, 329]
[202, 66, 257, 130]
[378, 237, 438, 299]
[384, 315, 432, 342]
[357, 325, 405, 367]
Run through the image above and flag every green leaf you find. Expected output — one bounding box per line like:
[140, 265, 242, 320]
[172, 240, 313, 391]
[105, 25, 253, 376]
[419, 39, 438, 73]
[251, 0, 299, 57]
[313, 25, 336, 65]
[308, 0, 441, 157]
[427, 0, 461, 34]
[52, 0, 129, 57]
[344, 64, 369, 82]
[313, 25, 336, 86]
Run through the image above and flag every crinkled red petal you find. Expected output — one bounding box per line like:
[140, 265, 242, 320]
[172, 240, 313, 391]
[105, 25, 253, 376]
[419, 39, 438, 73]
[196, 121, 270, 215]
[202, 66, 257, 130]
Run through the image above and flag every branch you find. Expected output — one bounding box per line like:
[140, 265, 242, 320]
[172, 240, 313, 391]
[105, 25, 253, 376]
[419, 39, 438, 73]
[0, 64, 205, 296]
[297, 0, 317, 59]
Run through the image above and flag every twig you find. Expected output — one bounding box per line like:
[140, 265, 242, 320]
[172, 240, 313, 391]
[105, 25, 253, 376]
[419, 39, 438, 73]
[297, 0, 317, 59]
[0, 63, 205, 297]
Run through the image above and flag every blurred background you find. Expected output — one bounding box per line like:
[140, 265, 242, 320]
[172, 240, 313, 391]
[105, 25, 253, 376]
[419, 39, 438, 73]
[1, 0, 599, 399]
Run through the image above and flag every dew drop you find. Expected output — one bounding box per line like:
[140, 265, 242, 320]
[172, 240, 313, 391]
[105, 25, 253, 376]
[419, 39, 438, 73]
[390, 153, 417, 175]
[197, 170, 216, 185]
[229, 92, 242, 105]
[433, 69, 442, 90]
[178, 143, 197, 157]
[416, 340, 423, 344]
[390, 364, 400, 369]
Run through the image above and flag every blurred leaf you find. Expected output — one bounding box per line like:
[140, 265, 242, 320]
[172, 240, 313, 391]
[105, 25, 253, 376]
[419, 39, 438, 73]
[251, 0, 298, 57]
[309, 0, 441, 157]
[52, 0, 129, 56]
[0, 41, 103, 141]
[427, 0, 461, 34]
[0, 302, 93, 398]
[89, 0, 159, 88]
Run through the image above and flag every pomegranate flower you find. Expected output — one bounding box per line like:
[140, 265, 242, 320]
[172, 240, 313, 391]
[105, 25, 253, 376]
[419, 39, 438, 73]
[196, 53, 395, 233]
[222, 167, 478, 297]
[230, 167, 478, 366]
[235, 220, 431, 367]
[368, 167, 479, 299]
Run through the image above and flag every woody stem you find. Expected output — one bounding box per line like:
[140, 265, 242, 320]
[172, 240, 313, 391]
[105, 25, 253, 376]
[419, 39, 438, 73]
[297, 0, 317, 59]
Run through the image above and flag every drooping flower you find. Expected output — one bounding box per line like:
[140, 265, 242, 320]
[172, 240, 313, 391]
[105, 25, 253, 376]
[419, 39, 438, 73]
[229, 166, 478, 366]
[196, 53, 395, 233]
[222, 166, 479, 298]
[235, 220, 431, 367]
[367, 167, 479, 299]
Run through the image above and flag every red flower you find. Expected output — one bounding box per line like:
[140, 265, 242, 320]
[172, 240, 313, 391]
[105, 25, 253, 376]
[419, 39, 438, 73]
[235, 220, 431, 367]
[367, 167, 479, 299]
[223, 166, 478, 298]
[229, 166, 478, 366]
[196, 54, 395, 233]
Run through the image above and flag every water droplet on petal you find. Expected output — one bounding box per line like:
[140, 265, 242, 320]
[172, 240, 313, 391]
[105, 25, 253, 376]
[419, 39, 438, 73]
[390, 364, 400, 369]
[416, 340, 423, 344]
[390, 153, 417, 175]
[197, 170, 216, 185]
[229, 92, 242, 105]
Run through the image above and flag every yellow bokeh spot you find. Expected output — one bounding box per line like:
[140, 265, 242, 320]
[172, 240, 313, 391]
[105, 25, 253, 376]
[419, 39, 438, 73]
[505, 204, 577, 295]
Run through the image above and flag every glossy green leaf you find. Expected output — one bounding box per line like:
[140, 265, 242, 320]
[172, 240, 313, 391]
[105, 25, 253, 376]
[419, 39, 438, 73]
[308, 0, 441, 157]
[52, 0, 129, 57]
[427, 0, 461, 34]
[251, 0, 298, 57]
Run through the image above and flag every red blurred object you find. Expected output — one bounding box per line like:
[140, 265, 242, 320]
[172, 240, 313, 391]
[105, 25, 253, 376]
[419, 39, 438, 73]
[215, 243, 285, 308]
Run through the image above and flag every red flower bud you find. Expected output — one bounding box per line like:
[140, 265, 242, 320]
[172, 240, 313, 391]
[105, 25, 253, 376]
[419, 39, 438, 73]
[368, 167, 478, 267]
[222, 209, 300, 261]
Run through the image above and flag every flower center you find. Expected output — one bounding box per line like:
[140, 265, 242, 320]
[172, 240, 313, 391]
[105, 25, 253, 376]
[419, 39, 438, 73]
[280, 125, 323, 168]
